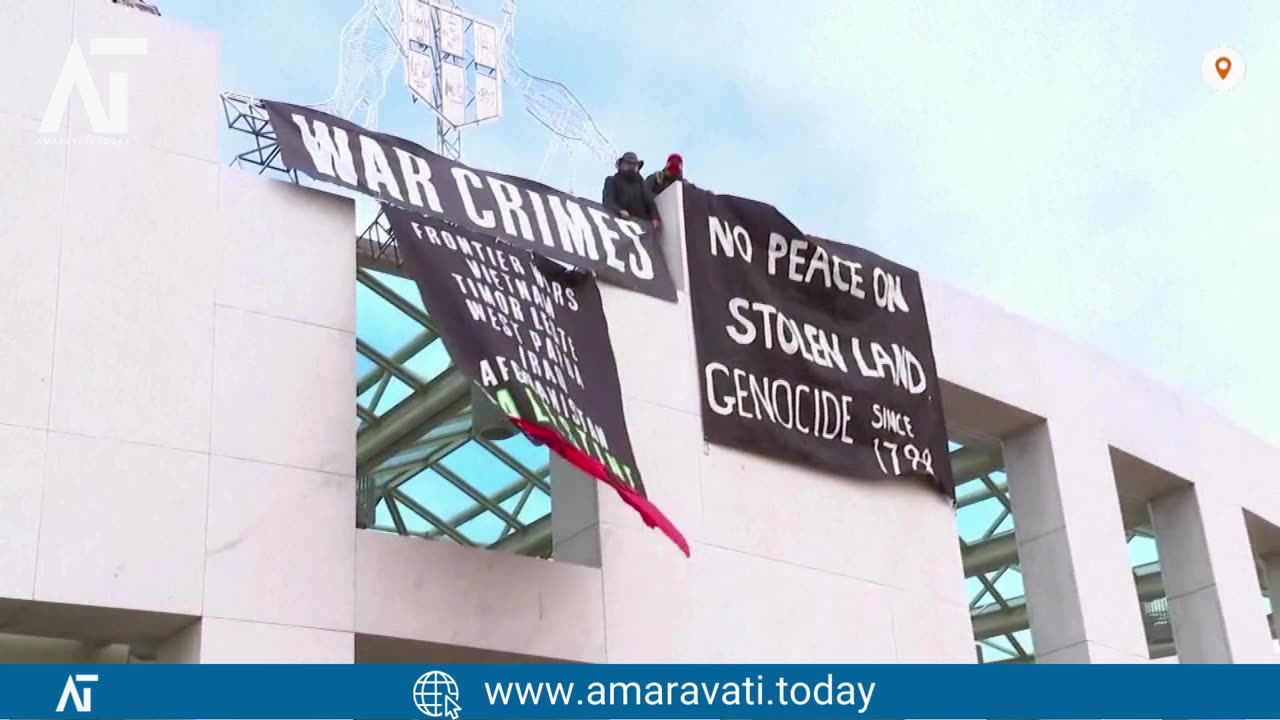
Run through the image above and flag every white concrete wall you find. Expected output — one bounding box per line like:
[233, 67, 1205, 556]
[926, 278, 1279, 662]
[549, 185, 973, 664]
[0, 0, 358, 662]
[0, 0, 1276, 666]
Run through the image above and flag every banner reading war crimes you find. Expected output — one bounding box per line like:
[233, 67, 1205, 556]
[262, 101, 676, 303]
[383, 206, 689, 555]
[682, 188, 954, 498]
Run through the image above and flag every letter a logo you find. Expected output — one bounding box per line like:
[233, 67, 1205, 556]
[56, 674, 98, 713]
[40, 38, 148, 135]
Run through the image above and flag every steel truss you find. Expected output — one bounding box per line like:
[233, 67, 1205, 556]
[221, 92, 408, 276]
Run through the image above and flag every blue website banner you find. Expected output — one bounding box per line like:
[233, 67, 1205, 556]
[4, 663, 1279, 719]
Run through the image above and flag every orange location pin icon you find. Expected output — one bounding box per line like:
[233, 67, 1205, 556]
[1204, 47, 1245, 91]
[1216, 56, 1232, 79]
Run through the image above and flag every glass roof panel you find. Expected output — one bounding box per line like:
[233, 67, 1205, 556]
[993, 512, 1014, 535]
[1128, 534, 1159, 566]
[401, 340, 453, 386]
[399, 468, 480, 521]
[438, 440, 522, 495]
[457, 512, 510, 546]
[1011, 628, 1034, 652]
[511, 489, 551, 525]
[373, 496, 436, 535]
[357, 282, 430, 357]
[369, 270, 428, 313]
[491, 432, 552, 471]
[980, 637, 1018, 660]
[955, 497, 1005, 544]
[354, 258, 553, 558]
[992, 566, 1025, 598]
[358, 375, 416, 417]
[356, 351, 376, 378]
[965, 575, 985, 599]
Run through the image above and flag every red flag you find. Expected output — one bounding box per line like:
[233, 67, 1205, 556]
[508, 417, 691, 557]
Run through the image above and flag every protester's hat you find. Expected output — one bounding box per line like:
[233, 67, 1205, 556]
[616, 151, 644, 170]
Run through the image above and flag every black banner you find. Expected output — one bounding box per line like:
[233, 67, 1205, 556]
[682, 187, 954, 498]
[263, 101, 676, 303]
[383, 205, 647, 497]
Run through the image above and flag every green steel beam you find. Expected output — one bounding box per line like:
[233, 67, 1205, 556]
[491, 512, 553, 558]
[951, 445, 1005, 486]
[500, 483, 538, 540]
[357, 365, 472, 476]
[956, 480, 1008, 509]
[371, 417, 474, 481]
[379, 437, 470, 494]
[357, 329, 437, 396]
[391, 489, 473, 545]
[963, 531, 1019, 577]
[968, 569, 1240, 640]
[477, 437, 552, 494]
[428, 474, 545, 540]
[490, 515, 552, 556]
[386, 495, 409, 535]
[356, 338, 429, 393]
[433, 461, 526, 532]
[993, 639, 1176, 664]
[971, 600, 1029, 641]
[358, 268, 436, 332]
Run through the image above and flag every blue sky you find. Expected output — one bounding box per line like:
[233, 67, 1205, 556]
[162, 0, 1279, 450]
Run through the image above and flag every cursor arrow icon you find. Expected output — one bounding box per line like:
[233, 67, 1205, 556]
[444, 695, 461, 719]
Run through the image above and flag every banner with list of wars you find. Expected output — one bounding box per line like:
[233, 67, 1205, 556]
[384, 206, 689, 554]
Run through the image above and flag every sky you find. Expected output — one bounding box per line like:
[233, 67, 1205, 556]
[160, 0, 1280, 448]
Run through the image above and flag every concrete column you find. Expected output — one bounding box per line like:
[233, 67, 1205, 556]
[157, 618, 354, 663]
[1150, 486, 1273, 663]
[550, 455, 602, 567]
[1262, 555, 1280, 645]
[1003, 420, 1149, 662]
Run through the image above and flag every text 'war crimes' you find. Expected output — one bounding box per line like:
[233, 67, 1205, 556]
[287, 113, 658, 279]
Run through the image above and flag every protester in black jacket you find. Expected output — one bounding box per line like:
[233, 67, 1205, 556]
[601, 151, 661, 230]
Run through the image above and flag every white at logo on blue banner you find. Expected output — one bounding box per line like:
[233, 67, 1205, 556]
[55, 673, 98, 713]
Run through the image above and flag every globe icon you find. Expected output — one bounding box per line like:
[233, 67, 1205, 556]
[413, 670, 461, 718]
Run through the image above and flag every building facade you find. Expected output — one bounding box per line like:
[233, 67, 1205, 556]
[0, 0, 1276, 665]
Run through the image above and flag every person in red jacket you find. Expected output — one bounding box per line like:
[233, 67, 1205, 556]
[645, 153, 686, 197]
